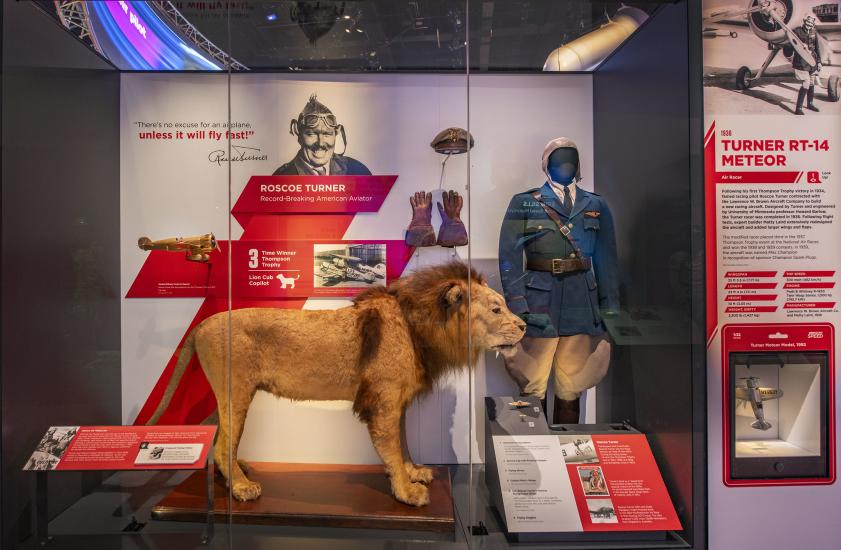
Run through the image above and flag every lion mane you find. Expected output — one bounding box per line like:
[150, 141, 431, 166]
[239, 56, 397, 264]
[147, 261, 524, 506]
[353, 262, 486, 420]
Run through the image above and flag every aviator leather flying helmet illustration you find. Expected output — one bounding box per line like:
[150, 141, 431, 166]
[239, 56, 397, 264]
[289, 94, 347, 155]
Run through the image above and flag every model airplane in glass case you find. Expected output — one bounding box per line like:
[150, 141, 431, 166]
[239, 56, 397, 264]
[735, 376, 783, 431]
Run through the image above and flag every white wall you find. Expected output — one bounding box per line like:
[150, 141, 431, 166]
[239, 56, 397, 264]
[121, 72, 594, 464]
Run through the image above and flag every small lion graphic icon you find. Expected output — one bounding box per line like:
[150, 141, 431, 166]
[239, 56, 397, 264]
[276, 273, 301, 289]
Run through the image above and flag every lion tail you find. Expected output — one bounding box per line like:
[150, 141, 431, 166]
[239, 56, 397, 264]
[145, 330, 197, 425]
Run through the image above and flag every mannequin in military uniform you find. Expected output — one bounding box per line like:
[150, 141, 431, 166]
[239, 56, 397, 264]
[274, 94, 371, 176]
[498, 137, 619, 424]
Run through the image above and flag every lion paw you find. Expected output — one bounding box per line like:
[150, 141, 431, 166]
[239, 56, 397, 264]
[232, 479, 262, 501]
[394, 482, 430, 507]
[407, 464, 435, 484]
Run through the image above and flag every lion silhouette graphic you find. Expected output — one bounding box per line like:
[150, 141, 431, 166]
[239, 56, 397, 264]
[276, 272, 300, 289]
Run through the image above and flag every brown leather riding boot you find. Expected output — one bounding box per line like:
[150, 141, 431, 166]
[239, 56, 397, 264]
[553, 396, 581, 424]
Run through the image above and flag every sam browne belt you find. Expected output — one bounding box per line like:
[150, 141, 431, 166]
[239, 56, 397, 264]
[527, 257, 592, 274]
[526, 190, 592, 274]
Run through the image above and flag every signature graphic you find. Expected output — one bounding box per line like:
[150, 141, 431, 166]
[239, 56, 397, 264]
[208, 145, 268, 166]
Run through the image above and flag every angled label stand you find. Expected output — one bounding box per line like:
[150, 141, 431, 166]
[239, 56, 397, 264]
[24, 425, 216, 544]
[485, 397, 681, 544]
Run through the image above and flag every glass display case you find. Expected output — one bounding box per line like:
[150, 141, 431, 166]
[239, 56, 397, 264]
[731, 354, 827, 470]
[2, 1, 706, 549]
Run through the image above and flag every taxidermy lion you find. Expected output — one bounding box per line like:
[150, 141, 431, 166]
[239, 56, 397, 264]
[147, 262, 525, 506]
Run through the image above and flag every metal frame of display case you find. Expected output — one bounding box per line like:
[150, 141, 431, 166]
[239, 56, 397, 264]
[2, 1, 708, 549]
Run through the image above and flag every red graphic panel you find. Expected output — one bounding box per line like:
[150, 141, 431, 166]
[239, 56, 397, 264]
[716, 171, 802, 184]
[725, 306, 778, 313]
[24, 426, 216, 471]
[127, 240, 413, 299]
[721, 323, 835, 486]
[130, 173, 411, 425]
[232, 240, 412, 298]
[783, 271, 835, 277]
[233, 175, 397, 214]
[566, 434, 682, 532]
[725, 283, 777, 290]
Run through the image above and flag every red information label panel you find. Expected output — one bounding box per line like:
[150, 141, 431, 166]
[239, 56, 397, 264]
[232, 175, 398, 214]
[231, 240, 411, 298]
[23, 426, 216, 471]
[561, 433, 681, 531]
[720, 323, 835, 486]
[126, 239, 414, 299]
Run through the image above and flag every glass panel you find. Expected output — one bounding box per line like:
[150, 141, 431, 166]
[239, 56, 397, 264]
[1, 2, 700, 549]
[733, 357, 823, 458]
[1, 2, 232, 547]
[468, 1, 699, 547]
[467, 0, 658, 71]
[223, 2, 471, 547]
[728, 350, 830, 481]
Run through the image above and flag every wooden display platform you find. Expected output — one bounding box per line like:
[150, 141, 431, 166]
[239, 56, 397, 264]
[151, 462, 455, 532]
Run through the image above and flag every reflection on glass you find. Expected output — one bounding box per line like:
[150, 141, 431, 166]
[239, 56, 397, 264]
[41, 1, 661, 72]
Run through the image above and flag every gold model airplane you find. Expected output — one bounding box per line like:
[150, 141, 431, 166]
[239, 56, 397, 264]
[138, 233, 217, 262]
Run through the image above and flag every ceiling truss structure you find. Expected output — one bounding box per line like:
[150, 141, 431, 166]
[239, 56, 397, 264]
[150, 1, 250, 70]
[54, 0, 249, 71]
[54, 0, 103, 54]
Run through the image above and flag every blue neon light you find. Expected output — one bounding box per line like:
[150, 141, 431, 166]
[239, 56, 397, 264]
[87, 1, 222, 71]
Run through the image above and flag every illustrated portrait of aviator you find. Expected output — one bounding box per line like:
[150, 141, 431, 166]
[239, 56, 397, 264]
[274, 94, 371, 176]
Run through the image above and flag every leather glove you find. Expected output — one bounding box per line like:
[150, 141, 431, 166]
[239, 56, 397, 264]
[406, 192, 436, 247]
[436, 190, 468, 247]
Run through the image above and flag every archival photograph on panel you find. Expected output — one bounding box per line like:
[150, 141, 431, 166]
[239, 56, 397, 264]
[24, 426, 79, 471]
[313, 243, 386, 288]
[559, 435, 599, 464]
[703, 0, 841, 115]
[578, 465, 610, 497]
[587, 498, 619, 524]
